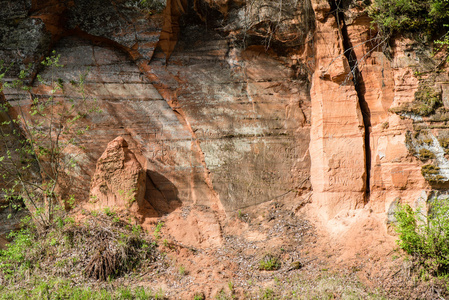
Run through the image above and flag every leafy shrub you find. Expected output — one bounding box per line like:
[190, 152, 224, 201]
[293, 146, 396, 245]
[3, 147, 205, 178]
[369, 0, 449, 35]
[0, 51, 101, 227]
[395, 198, 449, 275]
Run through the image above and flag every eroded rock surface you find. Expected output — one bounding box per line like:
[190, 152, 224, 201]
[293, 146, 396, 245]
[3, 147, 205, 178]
[1, 0, 449, 255]
[89, 136, 147, 216]
[309, 0, 366, 219]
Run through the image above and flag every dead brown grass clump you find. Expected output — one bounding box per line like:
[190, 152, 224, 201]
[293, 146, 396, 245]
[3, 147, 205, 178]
[0, 211, 163, 285]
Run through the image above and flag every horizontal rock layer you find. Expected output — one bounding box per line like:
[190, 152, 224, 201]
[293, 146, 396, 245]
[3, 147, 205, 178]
[0, 0, 447, 231]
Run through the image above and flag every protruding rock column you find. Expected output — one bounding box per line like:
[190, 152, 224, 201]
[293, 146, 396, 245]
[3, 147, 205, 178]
[309, 1, 366, 219]
[89, 136, 149, 216]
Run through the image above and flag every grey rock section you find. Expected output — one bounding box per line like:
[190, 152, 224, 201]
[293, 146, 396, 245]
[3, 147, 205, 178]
[66, 0, 163, 59]
[223, 0, 315, 48]
[0, 1, 51, 79]
[0, 0, 31, 19]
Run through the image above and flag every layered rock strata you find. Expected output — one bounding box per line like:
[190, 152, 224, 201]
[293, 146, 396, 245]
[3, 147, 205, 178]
[309, 0, 366, 219]
[89, 136, 148, 216]
[0, 0, 448, 240]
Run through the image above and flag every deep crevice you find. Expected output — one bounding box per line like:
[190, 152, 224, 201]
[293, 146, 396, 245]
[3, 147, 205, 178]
[329, 0, 371, 200]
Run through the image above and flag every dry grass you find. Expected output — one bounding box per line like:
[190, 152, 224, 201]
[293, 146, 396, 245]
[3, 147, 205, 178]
[0, 212, 163, 286]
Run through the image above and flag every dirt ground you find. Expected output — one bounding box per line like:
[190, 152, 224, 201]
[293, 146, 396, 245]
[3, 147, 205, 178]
[120, 193, 448, 299]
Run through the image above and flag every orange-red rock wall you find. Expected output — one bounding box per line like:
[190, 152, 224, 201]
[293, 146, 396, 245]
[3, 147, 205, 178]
[1, 0, 445, 225]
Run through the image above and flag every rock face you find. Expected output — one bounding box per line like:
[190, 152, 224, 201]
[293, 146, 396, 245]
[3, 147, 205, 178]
[0, 236, 7, 250]
[89, 137, 147, 215]
[0, 0, 448, 247]
[309, 0, 366, 218]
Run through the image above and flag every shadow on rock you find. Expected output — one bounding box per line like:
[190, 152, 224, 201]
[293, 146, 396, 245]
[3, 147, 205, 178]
[145, 170, 182, 217]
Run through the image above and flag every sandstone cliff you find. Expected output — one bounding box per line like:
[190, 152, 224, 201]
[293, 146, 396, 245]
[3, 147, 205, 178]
[0, 0, 448, 267]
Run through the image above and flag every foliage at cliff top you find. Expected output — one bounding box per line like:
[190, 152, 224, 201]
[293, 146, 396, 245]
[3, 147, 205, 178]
[368, 0, 449, 35]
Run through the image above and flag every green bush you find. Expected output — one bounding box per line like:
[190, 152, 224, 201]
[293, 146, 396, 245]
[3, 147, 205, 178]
[369, 0, 449, 35]
[395, 198, 449, 275]
[0, 227, 35, 279]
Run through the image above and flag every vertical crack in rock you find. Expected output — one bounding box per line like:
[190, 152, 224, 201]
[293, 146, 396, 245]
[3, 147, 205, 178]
[329, 0, 371, 199]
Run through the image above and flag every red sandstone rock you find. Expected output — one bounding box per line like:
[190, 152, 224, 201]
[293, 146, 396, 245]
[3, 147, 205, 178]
[89, 137, 147, 216]
[2, 0, 449, 275]
[309, 0, 366, 219]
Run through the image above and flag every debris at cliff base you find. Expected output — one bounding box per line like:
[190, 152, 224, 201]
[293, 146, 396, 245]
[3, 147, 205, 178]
[0, 213, 164, 286]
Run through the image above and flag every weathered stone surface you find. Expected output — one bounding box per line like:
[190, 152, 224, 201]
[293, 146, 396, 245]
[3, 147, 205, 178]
[65, 0, 164, 60]
[0, 17, 51, 78]
[0, 0, 30, 19]
[155, 28, 312, 210]
[13, 36, 200, 217]
[0, 0, 312, 225]
[222, 0, 315, 48]
[89, 137, 147, 215]
[309, 0, 366, 218]
[344, 12, 433, 215]
[1, 0, 449, 241]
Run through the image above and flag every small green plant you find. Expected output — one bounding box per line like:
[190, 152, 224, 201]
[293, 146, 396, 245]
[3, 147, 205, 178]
[259, 254, 281, 271]
[125, 189, 136, 207]
[237, 209, 249, 222]
[132, 224, 142, 236]
[228, 280, 234, 294]
[395, 198, 449, 275]
[153, 288, 165, 299]
[215, 289, 228, 300]
[103, 207, 115, 217]
[153, 221, 164, 240]
[179, 265, 186, 276]
[261, 287, 274, 299]
[194, 293, 206, 300]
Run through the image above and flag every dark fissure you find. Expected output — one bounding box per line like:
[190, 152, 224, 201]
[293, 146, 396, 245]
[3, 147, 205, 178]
[329, 0, 372, 199]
